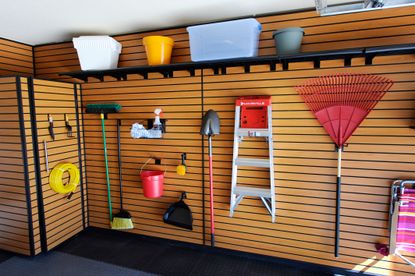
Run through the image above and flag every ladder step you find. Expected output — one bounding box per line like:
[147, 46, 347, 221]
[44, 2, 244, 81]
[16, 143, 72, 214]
[236, 158, 270, 168]
[237, 128, 270, 137]
[234, 186, 272, 197]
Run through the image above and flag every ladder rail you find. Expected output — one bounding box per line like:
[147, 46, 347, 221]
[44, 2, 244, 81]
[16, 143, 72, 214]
[230, 106, 241, 216]
[267, 105, 276, 223]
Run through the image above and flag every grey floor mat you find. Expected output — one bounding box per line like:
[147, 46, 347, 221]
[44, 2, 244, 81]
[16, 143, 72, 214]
[0, 251, 157, 276]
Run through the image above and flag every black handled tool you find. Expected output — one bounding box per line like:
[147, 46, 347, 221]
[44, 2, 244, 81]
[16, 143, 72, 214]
[65, 114, 73, 137]
[48, 114, 55, 140]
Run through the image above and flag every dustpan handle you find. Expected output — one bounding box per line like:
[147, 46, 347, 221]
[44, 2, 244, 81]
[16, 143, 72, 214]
[140, 158, 167, 175]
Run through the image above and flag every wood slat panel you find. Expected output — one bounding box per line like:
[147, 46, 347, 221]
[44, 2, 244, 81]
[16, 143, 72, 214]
[0, 39, 33, 77]
[30, 79, 86, 251]
[0, 77, 31, 255]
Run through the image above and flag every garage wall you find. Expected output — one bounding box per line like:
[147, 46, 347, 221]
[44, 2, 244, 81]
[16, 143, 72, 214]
[33, 6, 415, 276]
[0, 38, 33, 77]
[0, 77, 35, 255]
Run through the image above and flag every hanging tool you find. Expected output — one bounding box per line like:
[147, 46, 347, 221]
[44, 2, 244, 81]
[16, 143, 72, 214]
[48, 114, 55, 140]
[176, 153, 187, 176]
[43, 140, 49, 173]
[200, 109, 220, 247]
[65, 114, 73, 137]
[112, 119, 134, 230]
[229, 96, 275, 223]
[86, 103, 122, 225]
[163, 192, 193, 230]
[49, 162, 80, 200]
[296, 73, 393, 257]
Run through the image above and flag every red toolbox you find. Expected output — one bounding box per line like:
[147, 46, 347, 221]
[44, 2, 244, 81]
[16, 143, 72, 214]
[236, 96, 272, 128]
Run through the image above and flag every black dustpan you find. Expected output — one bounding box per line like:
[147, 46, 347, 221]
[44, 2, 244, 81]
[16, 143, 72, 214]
[163, 192, 193, 230]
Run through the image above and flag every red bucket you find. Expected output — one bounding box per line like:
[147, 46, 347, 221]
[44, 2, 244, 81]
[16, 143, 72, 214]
[140, 159, 165, 198]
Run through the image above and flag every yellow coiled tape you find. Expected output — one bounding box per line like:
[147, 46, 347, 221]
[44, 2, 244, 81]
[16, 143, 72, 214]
[49, 163, 80, 195]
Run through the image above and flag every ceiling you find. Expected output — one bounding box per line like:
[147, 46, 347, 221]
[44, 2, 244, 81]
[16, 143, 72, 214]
[1, 0, 350, 45]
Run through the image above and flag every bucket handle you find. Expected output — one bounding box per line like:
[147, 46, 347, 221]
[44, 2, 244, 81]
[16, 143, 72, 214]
[140, 158, 167, 175]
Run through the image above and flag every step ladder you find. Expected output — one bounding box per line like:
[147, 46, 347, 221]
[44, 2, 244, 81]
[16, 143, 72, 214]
[230, 96, 275, 222]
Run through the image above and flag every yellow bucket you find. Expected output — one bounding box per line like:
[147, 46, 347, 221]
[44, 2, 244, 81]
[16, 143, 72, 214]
[143, 36, 174, 65]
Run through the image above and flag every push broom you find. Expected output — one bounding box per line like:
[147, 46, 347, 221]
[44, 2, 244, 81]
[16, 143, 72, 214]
[86, 103, 122, 228]
[296, 73, 393, 257]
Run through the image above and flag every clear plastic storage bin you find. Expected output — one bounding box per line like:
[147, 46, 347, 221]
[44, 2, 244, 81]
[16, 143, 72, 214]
[187, 18, 262, 62]
[73, 36, 122, 70]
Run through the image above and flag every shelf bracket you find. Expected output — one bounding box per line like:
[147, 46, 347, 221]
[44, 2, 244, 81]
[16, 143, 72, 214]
[313, 59, 321, 69]
[220, 67, 227, 75]
[213, 67, 219, 75]
[344, 56, 352, 67]
[188, 69, 195, 77]
[269, 62, 276, 71]
[244, 65, 250, 73]
[139, 72, 148, 79]
[282, 60, 289, 71]
[365, 54, 375, 65]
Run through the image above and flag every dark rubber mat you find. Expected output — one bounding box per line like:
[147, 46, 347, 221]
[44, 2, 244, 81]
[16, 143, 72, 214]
[55, 227, 349, 276]
[0, 249, 14, 264]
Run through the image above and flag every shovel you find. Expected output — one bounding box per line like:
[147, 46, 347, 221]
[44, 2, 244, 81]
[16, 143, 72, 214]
[163, 192, 193, 230]
[200, 109, 220, 246]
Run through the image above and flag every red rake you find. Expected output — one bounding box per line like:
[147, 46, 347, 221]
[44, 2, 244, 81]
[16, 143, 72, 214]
[296, 73, 393, 257]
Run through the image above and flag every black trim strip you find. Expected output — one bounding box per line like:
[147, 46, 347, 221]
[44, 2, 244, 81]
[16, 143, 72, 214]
[16, 76, 35, 256]
[32, 46, 36, 78]
[79, 84, 89, 225]
[74, 83, 86, 229]
[28, 76, 48, 252]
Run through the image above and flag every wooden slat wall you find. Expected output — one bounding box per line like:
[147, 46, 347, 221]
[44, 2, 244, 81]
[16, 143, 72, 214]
[0, 77, 33, 255]
[82, 71, 205, 244]
[0, 38, 33, 77]
[31, 79, 87, 251]
[33, 6, 415, 275]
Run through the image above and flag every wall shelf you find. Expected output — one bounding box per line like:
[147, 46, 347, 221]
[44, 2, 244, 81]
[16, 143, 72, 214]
[60, 44, 415, 82]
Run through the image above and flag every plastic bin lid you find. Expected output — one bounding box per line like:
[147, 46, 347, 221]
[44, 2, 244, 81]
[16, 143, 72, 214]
[187, 18, 261, 32]
[272, 27, 304, 37]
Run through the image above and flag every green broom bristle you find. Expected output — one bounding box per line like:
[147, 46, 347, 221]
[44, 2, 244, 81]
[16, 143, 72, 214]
[86, 103, 122, 114]
[111, 210, 134, 230]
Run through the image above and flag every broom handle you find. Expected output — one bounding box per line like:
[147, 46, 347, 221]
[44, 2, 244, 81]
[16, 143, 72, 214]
[117, 119, 123, 209]
[101, 113, 113, 222]
[209, 135, 215, 247]
[335, 146, 342, 258]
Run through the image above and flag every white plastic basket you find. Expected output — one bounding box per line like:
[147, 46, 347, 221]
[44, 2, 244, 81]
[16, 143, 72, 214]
[73, 36, 122, 70]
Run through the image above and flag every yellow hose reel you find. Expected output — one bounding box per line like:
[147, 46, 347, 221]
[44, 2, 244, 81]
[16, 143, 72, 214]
[49, 162, 80, 199]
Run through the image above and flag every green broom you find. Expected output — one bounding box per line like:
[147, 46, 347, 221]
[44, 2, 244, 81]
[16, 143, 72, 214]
[111, 119, 133, 230]
[86, 103, 121, 227]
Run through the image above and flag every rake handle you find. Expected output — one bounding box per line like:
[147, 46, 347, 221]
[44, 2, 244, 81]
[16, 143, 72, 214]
[335, 146, 342, 258]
